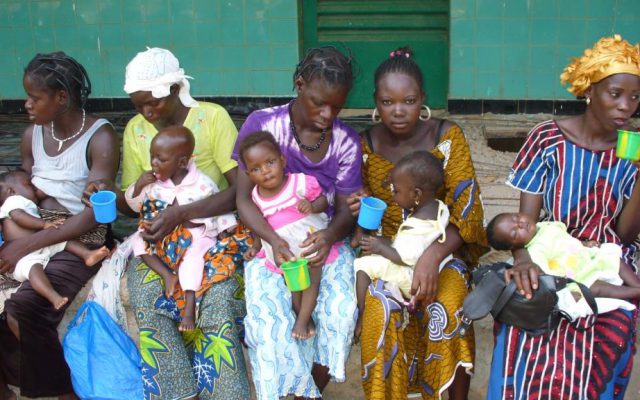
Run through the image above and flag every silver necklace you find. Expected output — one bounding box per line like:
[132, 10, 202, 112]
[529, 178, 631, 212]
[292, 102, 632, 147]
[50, 108, 86, 151]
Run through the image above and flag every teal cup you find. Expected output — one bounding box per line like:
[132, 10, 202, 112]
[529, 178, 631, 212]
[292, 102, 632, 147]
[357, 196, 387, 230]
[90, 191, 117, 223]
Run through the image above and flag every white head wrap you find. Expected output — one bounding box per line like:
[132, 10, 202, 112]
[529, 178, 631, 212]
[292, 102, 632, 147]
[124, 47, 198, 107]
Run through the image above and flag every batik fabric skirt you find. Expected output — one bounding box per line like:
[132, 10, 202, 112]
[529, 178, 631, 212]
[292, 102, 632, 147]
[127, 224, 252, 400]
[244, 242, 357, 399]
[360, 259, 474, 400]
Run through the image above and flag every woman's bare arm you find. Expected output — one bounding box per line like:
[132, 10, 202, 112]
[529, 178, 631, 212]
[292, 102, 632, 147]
[0, 124, 119, 271]
[139, 167, 239, 242]
[411, 224, 464, 305]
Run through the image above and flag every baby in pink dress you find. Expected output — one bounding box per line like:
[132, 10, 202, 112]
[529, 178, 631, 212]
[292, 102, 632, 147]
[239, 131, 339, 340]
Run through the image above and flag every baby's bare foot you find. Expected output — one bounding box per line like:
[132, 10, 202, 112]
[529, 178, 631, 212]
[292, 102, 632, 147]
[164, 274, 179, 298]
[307, 318, 316, 338]
[292, 318, 316, 340]
[292, 319, 307, 340]
[50, 295, 69, 311]
[84, 246, 110, 267]
[179, 314, 196, 331]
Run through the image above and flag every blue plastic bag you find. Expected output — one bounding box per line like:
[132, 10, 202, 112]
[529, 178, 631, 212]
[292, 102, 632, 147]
[63, 301, 143, 400]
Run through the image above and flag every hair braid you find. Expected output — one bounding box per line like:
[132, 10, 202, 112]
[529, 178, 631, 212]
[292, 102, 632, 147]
[293, 46, 354, 91]
[374, 46, 424, 95]
[24, 52, 92, 107]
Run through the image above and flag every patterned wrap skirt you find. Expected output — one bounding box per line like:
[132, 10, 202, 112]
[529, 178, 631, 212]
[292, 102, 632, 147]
[360, 259, 474, 400]
[127, 223, 252, 400]
[488, 308, 637, 399]
[244, 242, 357, 399]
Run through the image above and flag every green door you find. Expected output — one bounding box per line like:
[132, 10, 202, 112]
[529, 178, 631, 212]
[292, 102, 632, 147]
[301, 0, 450, 108]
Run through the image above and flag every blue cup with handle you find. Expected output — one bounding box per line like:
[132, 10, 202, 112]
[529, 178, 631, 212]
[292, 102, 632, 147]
[89, 191, 117, 223]
[357, 196, 387, 230]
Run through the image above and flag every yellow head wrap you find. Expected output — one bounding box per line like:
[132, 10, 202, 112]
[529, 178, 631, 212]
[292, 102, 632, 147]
[560, 34, 640, 97]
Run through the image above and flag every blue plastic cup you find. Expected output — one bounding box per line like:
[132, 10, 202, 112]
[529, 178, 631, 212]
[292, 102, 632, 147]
[90, 191, 117, 223]
[357, 197, 387, 230]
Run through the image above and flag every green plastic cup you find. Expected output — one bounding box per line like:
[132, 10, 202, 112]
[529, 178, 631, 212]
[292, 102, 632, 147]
[616, 129, 640, 161]
[281, 259, 310, 292]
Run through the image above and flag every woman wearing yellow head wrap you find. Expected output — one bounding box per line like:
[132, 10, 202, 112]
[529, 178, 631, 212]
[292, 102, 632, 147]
[488, 34, 640, 399]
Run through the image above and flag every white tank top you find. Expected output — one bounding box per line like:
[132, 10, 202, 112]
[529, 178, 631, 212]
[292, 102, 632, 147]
[31, 119, 111, 214]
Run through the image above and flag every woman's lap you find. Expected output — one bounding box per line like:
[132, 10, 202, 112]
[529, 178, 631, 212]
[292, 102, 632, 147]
[488, 308, 636, 400]
[127, 258, 250, 400]
[0, 250, 98, 397]
[244, 242, 357, 399]
[360, 259, 474, 400]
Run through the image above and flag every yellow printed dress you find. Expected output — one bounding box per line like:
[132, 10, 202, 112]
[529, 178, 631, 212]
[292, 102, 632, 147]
[359, 123, 488, 400]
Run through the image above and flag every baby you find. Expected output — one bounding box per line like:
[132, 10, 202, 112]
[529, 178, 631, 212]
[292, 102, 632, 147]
[352, 151, 450, 339]
[125, 126, 237, 331]
[0, 170, 108, 310]
[487, 213, 640, 318]
[239, 131, 339, 340]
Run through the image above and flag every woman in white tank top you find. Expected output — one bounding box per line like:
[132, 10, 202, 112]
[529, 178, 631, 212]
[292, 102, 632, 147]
[0, 52, 119, 399]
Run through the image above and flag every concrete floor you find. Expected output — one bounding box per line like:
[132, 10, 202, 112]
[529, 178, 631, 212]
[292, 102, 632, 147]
[5, 110, 640, 399]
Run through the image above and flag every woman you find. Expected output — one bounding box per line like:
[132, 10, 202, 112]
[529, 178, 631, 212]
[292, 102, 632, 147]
[233, 46, 361, 399]
[488, 35, 640, 399]
[0, 52, 119, 399]
[348, 48, 488, 400]
[120, 48, 250, 400]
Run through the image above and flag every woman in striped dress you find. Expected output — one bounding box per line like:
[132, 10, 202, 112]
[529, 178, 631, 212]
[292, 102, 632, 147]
[488, 35, 640, 399]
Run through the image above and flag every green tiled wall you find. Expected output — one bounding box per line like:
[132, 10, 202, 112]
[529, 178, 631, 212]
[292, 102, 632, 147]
[451, 0, 640, 99]
[0, 0, 300, 99]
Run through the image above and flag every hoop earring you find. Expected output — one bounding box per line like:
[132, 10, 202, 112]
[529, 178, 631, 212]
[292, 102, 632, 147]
[371, 108, 381, 123]
[585, 97, 591, 105]
[420, 105, 431, 121]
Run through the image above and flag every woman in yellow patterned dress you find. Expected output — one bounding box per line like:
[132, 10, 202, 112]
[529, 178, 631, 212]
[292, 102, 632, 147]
[348, 47, 488, 400]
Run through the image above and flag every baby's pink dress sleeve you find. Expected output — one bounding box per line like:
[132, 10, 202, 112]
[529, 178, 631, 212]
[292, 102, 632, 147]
[303, 174, 323, 201]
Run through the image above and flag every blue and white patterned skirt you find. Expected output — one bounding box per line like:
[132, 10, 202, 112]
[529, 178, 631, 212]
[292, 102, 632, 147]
[244, 242, 357, 399]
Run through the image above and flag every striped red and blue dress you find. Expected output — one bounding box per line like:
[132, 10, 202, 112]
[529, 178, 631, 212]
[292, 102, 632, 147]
[488, 120, 639, 399]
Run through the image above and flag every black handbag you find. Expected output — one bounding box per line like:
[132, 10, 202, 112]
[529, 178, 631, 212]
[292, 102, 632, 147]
[460, 262, 598, 337]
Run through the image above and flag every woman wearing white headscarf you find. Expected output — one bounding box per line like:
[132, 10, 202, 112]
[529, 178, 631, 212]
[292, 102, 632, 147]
[120, 48, 250, 400]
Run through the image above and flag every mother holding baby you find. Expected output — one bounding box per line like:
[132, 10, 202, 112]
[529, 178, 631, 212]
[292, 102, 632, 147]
[116, 48, 251, 400]
[234, 46, 361, 399]
[488, 35, 640, 399]
[0, 52, 119, 399]
[349, 48, 488, 400]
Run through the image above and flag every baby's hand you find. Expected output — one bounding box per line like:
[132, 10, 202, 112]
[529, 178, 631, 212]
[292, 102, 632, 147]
[134, 171, 157, 194]
[243, 247, 258, 261]
[582, 240, 600, 248]
[297, 199, 313, 215]
[243, 240, 262, 261]
[44, 219, 64, 229]
[360, 235, 386, 255]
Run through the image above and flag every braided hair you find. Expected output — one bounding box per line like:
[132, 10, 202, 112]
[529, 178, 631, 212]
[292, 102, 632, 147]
[374, 47, 424, 95]
[293, 46, 354, 91]
[24, 52, 92, 108]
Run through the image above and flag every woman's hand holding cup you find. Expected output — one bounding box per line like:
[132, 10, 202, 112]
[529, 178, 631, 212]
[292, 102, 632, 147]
[346, 188, 369, 218]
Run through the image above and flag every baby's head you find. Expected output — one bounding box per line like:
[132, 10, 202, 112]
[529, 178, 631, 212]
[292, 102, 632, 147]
[149, 126, 195, 182]
[0, 170, 37, 204]
[238, 131, 286, 191]
[390, 151, 443, 210]
[486, 212, 538, 250]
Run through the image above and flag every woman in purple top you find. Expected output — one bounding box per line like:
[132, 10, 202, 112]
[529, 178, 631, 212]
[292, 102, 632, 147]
[233, 47, 361, 399]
